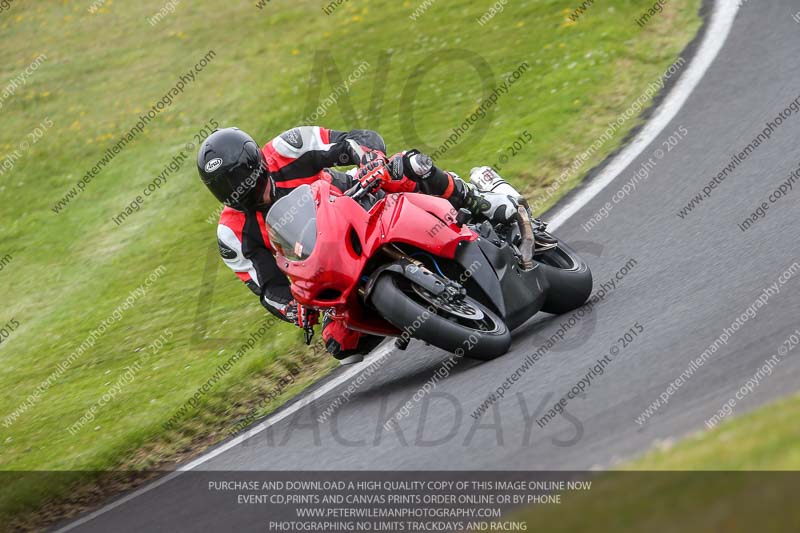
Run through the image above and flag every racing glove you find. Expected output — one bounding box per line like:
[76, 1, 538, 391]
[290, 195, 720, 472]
[359, 149, 386, 168]
[355, 157, 391, 191]
[284, 300, 319, 329]
[387, 149, 434, 181]
[374, 150, 424, 193]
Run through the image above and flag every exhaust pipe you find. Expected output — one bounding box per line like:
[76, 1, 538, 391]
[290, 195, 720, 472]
[517, 205, 535, 270]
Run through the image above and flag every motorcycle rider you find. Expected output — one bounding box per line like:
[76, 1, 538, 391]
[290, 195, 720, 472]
[197, 126, 519, 364]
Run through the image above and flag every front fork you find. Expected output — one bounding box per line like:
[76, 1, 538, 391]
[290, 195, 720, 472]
[369, 245, 469, 352]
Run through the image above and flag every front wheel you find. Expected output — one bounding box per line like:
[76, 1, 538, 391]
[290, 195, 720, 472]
[370, 274, 511, 360]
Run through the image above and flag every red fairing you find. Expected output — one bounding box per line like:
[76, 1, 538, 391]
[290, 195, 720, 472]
[376, 193, 476, 258]
[268, 181, 475, 336]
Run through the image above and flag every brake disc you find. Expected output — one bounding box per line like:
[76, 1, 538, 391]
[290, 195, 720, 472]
[410, 284, 485, 320]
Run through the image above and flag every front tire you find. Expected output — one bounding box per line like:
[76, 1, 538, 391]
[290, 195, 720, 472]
[370, 274, 511, 360]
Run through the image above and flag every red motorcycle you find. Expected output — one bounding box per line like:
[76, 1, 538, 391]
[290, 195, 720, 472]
[265, 172, 592, 360]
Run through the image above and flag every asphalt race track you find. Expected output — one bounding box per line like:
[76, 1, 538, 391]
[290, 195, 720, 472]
[59, 1, 800, 530]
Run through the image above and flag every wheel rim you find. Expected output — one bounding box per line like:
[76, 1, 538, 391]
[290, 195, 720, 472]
[400, 279, 503, 334]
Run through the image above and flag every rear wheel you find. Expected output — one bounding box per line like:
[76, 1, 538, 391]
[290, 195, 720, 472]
[536, 239, 593, 314]
[370, 274, 511, 360]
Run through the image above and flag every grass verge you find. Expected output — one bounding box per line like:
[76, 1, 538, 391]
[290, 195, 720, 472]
[515, 392, 800, 532]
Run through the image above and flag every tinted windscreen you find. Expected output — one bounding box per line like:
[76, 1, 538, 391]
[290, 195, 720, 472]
[265, 185, 317, 261]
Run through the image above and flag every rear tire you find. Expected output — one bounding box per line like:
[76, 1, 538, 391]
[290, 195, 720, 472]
[537, 240, 593, 314]
[370, 274, 511, 360]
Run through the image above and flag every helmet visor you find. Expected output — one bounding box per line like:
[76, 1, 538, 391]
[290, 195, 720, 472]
[224, 162, 268, 211]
